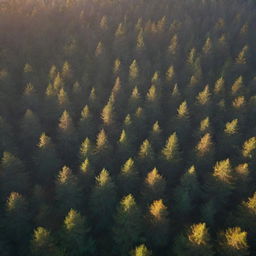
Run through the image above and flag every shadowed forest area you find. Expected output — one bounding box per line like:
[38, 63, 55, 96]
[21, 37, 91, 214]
[1, 0, 256, 255]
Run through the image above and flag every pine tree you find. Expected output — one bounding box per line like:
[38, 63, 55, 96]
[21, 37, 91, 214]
[138, 139, 155, 172]
[168, 34, 179, 56]
[145, 84, 161, 124]
[149, 121, 163, 150]
[204, 159, 234, 213]
[118, 158, 139, 196]
[242, 137, 256, 160]
[195, 133, 215, 170]
[218, 227, 249, 256]
[161, 132, 181, 179]
[34, 133, 61, 186]
[117, 129, 133, 164]
[221, 119, 241, 157]
[173, 166, 201, 220]
[0, 116, 16, 155]
[61, 61, 73, 81]
[166, 65, 175, 83]
[232, 192, 256, 237]
[174, 101, 191, 144]
[101, 97, 116, 127]
[94, 129, 113, 169]
[79, 158, 95, 195]
[174, 223, 214, 256]
[214, 77, 225, 97]
[113, 194, 143, 256]
[57, 110, 78, 164]
[142, 168, 166, 205]
[5, 192, 31, 255]
[231, 76, 244, 96]
[129, 60, 139, 86]
[89, 169, 117, 230]
[20, 109, 42, 153]
[79, 138, 93, 161]
[128, 86, 142, 113]
[131, 244, 152, 256]
[30, 227, 58, 256]
[236, 45, 248, 65]
[0, 152, 28, 196]
[78, 105, 95, 140]
[22, 83, 39, 112]
[55, 166, 81, 216]
[57, 87, 71, 112]
[146, 199, 169, 247]
[61, 209, 95, 256]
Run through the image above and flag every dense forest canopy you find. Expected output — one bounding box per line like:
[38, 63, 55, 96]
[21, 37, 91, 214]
[1, 0, 256, 255]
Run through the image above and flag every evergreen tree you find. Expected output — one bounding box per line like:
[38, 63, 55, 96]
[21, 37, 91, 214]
[79, 158, 95, 195]
[218, 227, 249, 256]
[161, 132, 182, 180]
[61, 209, 95, 256]
[89, 169, 117, 230]
[5, 192, 31, 256]
[146, 199, 169, 247]
[195, 133, 215, 170]
[55, 166, 81, 216]
[174, 223, 214, 256]
[34, 133, 61, 186]
[0, 152, 28, 196]
[113, 194, 143, 255]
[79, 138, 93, 161]
[118, 158, 139, 196]
[174, 101, 191, 145]
[30, 227, 58, 256]
[94, 129, 113, 169]
[78, 105, 95, 140]
[242, 137, 256, 160]
[138, 139, 155, 172]
[142, 168, 166, 205]
[0, 116, 16, 155]
[131, 244, 152, 256]
[57, 110, 78, 164]
[20, 109, 42, 153]
[173, 166, 201, 221]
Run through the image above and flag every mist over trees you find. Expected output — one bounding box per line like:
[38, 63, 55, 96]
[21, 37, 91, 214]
[1, 0, 256, 255]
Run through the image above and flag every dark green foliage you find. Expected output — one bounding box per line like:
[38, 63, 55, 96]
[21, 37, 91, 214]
[55, 166, 82, 217]
[0, 152, 28, 196]
[34, 133, 61, 186]
[89, 169, 117, 230]
[113, 195, 143, 255]
[61, 209, 95, 255]
[174, 223, 214, 256]
[1, 0, 256, 255]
